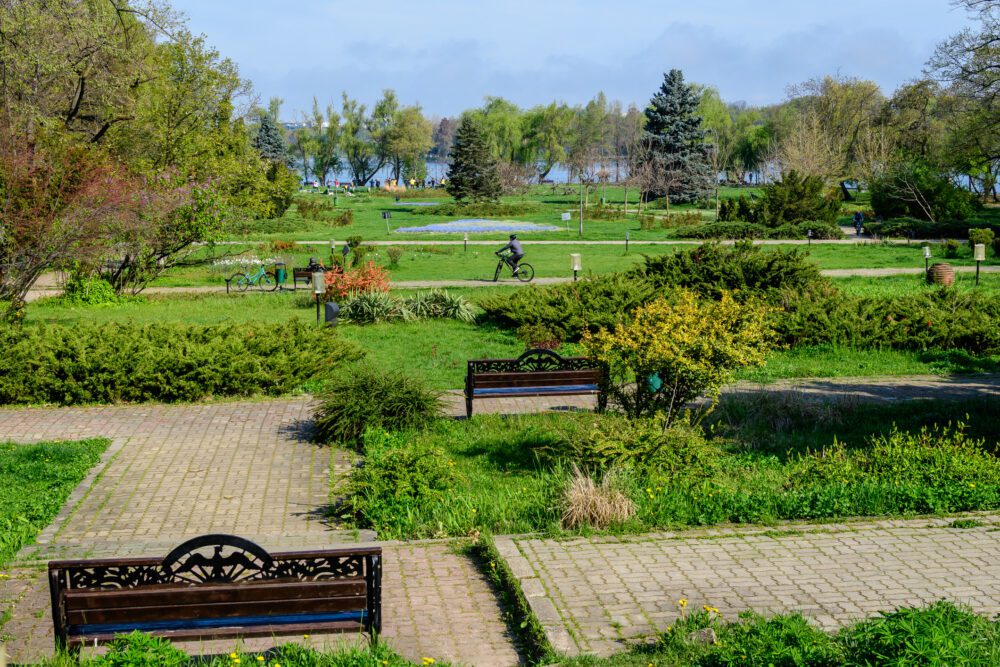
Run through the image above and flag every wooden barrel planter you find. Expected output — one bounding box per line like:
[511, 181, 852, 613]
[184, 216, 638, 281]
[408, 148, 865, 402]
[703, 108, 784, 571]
[927, 262, 955, 286]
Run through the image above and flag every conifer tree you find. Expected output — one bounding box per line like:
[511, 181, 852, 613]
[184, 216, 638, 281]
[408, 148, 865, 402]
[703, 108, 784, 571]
[253, 113, 288, 164]
[446, 116, 502, 202]
[641, 69, 715, 205]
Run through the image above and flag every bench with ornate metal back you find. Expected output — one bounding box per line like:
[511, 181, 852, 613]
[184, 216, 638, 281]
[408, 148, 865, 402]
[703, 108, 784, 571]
[464, 348, 607, 417]
[48, 535, 381, 652]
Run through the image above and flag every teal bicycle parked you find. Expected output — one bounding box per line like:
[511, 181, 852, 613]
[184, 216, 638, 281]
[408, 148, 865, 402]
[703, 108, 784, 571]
[229, 264, 278, 292]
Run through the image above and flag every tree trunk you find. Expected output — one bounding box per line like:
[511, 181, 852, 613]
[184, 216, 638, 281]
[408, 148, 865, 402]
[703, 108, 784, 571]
[839, 180, 853, 201]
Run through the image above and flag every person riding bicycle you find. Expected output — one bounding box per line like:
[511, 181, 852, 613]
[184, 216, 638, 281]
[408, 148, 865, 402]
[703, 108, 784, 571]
[496, 234, 525, 276]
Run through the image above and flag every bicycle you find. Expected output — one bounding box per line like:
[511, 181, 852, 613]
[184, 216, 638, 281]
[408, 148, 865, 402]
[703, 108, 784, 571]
[229, 264, 278, 292]
[493, 250, 534, 282]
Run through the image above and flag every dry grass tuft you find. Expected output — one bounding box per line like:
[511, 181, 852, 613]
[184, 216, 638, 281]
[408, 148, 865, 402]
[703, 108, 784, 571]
[561, 466, 636, 530]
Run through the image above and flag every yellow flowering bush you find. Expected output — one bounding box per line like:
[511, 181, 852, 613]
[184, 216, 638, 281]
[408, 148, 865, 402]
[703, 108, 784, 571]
[583, 290, 774, 422]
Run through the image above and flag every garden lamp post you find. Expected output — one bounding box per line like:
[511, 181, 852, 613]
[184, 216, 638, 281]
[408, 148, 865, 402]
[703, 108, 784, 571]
[807, 229, 813, 246]
[974, 243, 986, 286]
[625, 231, 630, 254]
[464, 232, 468, 253]
[924, 245, 932, 274]
[311, 271, 325, 326]
[571, 253, 582, 281]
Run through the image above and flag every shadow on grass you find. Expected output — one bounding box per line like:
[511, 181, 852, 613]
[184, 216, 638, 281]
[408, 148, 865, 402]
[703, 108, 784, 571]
[919, 349, 1000, 374]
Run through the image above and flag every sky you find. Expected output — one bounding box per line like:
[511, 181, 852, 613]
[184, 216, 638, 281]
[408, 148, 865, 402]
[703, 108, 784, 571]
[170, 0, 976, 121]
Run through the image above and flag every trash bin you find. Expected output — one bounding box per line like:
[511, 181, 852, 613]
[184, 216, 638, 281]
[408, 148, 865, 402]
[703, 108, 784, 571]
[274, 262, 287, 287]
[325, 302, 340, 326]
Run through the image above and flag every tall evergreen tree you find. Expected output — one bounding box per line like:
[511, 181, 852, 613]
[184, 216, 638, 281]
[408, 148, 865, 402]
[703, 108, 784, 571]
[253, 113, 288, 164]
[446, 117, 501, 202]
[641, 69, 715, 205]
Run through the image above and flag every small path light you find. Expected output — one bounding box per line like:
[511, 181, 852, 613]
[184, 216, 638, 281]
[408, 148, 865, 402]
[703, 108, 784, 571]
[625, 231, 630, 254]
[464, 232, 468, 253]
[807, 229, 813, 246]
[974, 243, 986, 286]
[312, 271, 325, 326]
[924, 245, 932, 274]
[571, 253, 582, 281]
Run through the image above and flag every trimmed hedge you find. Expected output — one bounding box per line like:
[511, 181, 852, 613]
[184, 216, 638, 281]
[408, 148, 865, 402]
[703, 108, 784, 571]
[668, 220, 843, 240]
[0, 321, 362, 405]
[866, 217, 1000, 239]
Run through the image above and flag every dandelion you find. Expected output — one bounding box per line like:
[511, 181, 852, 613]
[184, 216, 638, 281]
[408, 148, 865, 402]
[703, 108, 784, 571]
[233, 660, 240, 665]
[471, 508, 477, 513]
[678, 598, 688, 608]
[303, 634, 310, 639]
[703, 605, 719, 614]
[230, 654, 238, 660]
[256, 657, 264, 662]
[422, 658, 436, 665]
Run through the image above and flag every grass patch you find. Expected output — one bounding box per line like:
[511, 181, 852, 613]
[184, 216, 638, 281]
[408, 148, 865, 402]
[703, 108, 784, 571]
[555, 601, 1000, 666]
[0, 438, 108, 566]
[338, 398, 1000, 540]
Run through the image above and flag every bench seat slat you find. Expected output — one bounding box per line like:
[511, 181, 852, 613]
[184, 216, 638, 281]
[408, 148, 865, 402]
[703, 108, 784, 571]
[68, 595, 368, 626]
[65, 578, 364, 611]
[472, 371, 601, 384]
[68, 617, 364, 647]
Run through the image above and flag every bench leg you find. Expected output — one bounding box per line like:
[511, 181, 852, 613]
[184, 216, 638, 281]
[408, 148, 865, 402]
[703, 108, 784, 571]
[465, 395, 473, 418]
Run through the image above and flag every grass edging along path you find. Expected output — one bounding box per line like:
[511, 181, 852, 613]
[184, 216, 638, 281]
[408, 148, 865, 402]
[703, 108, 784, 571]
[0, 438, 109, 567]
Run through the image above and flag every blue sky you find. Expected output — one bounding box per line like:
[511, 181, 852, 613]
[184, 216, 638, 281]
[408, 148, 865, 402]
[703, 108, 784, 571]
[172, 0, 974, 120]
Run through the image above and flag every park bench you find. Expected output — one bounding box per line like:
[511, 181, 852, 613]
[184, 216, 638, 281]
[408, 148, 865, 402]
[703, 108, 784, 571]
[292, 267, 320, 289]
[48, 534, 382, 653]
[464, 348, 607, 417]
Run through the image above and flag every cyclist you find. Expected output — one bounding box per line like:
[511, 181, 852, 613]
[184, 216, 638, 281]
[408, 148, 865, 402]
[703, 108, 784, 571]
[496, 234, 525, 276]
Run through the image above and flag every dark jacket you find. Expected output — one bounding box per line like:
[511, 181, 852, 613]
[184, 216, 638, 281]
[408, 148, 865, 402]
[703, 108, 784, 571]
[502, 239, 524, 256]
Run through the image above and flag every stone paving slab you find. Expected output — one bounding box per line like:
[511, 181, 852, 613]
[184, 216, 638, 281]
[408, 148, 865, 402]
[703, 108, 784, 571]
[0, 543, 520, 666]
[499, 514, 1000, 657]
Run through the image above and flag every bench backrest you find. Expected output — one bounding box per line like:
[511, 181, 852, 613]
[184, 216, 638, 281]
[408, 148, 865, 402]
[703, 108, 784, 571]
[49, 535, 381, 648]
[467, 349, 605, 390]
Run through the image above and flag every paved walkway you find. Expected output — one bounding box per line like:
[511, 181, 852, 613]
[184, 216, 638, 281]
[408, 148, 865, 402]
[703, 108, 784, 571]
[24, 265, 1000, 301]
[498, 515, 1000, 657]
[0, 400, 519, 666]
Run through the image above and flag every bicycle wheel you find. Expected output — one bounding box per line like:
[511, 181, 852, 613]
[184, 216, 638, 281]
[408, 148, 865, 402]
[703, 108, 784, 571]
[516, 263, 534, 282]
[493, 261, 503, 282]
[230, 273, 250, 292]
[258, 271, 278, 292]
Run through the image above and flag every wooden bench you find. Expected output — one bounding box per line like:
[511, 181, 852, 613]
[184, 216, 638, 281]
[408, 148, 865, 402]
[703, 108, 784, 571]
[48, 534, 381, 652]
[464, 349, 607, 417]
[292, 268, 319, 289]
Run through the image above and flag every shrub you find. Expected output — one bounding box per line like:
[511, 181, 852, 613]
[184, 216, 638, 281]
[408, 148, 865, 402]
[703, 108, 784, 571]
[587, 204, 626, 221]
[341, 428, 456, 531]
[386, 245, 404, 267]
[340, 290, 474, 324]
[345, 235, 363, 248]
[777, 289, 1000, 355]
[323, 262, 390, 300]
[561, 467, 636, 530]
[312, 366, 442, 447]
[516, 323, 564, 350]
[409, 201, 537, 217]
[871, 160, 980, 221]
[662, 210, 702, 227]
[866, 217, 1000, 240]
[294, 197, 334, 220]
[583, 291, 774, 422]
[404, 289, 475, 323]
[969, 227, 995, 250]
[758, 170, 841, 225]
[340, 291, 413, 324]
[668, 221, 842, 240]
[536, 413, 720, 475]
[634, 242, 832, 301]
[0, 321, 359, 405]
[332, 209, 353, 227]
[60, 276, 131, 306]
[638, 213, 659, 230]
[479, 273, 658, 342]
[945, 239, 961, 258]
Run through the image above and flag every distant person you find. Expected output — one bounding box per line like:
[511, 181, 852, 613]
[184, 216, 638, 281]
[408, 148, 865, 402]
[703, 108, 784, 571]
[853, 210, 864, 235]
[496, 234, 525, 276]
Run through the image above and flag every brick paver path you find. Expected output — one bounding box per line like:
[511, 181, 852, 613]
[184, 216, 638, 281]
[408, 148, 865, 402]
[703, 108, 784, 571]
[497, 515, 1000, 657]
[0, 400, 519, 666]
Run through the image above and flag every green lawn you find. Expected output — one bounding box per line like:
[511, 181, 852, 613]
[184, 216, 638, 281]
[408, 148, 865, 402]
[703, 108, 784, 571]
[151, 240, 998, 288]
[0, 438, 108, 566]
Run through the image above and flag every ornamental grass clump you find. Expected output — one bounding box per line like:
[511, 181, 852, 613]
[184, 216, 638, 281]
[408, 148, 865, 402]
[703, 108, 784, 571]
[561, 466, 635, 530]
[583, 290, 775, 424]
[312, 365, 443, 448]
